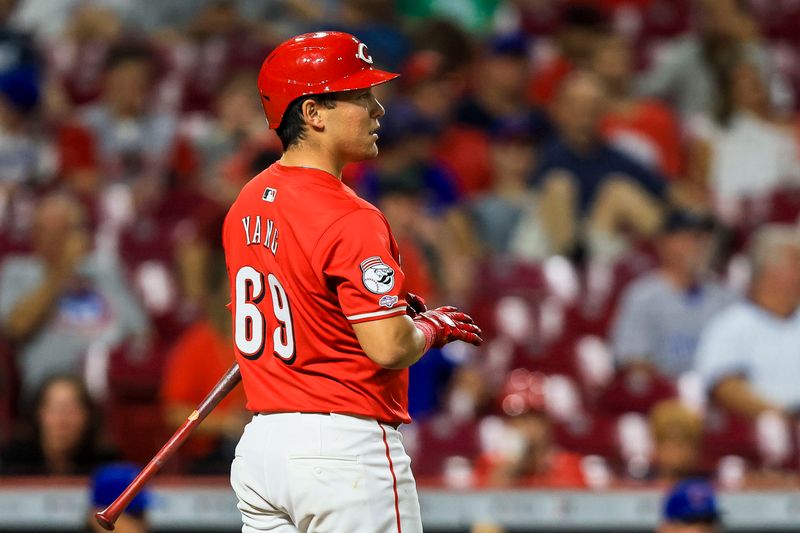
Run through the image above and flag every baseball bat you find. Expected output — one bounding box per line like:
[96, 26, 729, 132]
[94, 362, 242, 530]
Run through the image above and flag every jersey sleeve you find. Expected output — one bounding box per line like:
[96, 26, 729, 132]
[315, 208, 408, 324]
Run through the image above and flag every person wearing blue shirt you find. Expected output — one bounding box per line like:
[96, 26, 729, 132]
[535, 71, 669, 260]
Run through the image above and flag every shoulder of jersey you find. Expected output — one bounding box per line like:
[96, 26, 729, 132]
[234, 165, 382, 220]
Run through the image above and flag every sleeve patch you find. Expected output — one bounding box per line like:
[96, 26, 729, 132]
[379, 295, 399, 308]
[360, 256, 395, 294]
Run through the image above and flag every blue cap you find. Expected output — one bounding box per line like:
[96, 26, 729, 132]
[663, 479, 720, 523]
[488, 33, 528, 57]
[0, 65, 40, 113]
[91, 463, 150, 516]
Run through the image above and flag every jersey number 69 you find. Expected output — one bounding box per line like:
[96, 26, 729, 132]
[234, 266, 296, 364]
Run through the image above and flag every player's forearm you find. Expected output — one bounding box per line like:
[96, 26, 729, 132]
[377, 320, 428, 370]
[353, 315, 428, 370]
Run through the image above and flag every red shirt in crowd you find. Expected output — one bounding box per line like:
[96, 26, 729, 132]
[601, 99, 683, 179]
[474, 450, 588, 488]
[161, 320, 245, 458]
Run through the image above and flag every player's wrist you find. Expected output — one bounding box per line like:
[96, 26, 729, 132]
[412, 317, 437, 353]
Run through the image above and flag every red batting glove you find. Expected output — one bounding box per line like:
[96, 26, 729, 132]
[405, 292, 428, 317]
[413, 306, 483, 352]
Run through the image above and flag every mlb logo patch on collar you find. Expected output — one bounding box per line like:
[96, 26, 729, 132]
[263, 188, 277, 202]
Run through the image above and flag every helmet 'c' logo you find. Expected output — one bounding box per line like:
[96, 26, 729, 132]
[356, 42, 373, 65]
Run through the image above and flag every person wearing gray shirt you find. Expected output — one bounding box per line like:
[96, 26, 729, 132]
[0, 192, 148, 397]
[611, 210, 737, 377]
[637, 0, 792, 117]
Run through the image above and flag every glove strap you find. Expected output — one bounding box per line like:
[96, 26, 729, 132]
[413, 318, 437, 353]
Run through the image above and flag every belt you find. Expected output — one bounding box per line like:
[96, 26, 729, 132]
[254, 411, 401, 429]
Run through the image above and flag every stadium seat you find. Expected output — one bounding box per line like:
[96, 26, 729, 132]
[595, 367, 678, 415]
[105, 398, 169, 467]
[405, 413, 481, 480]
[553, 411, 619, 460]
[0, 339, 18, 446]
[573, 250, 658, 338]
[700, 407, 759, 471]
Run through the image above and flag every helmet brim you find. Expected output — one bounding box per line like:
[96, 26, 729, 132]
[320, 67, 400, 94]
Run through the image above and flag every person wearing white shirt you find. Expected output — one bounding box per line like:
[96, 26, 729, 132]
[695, 224, 800, 417]
[686, 61, 800, 224]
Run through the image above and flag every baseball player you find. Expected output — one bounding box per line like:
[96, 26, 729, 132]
[223, 32, 483, 533]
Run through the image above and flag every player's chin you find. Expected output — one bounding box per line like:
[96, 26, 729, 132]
[360, 141, 380, 160]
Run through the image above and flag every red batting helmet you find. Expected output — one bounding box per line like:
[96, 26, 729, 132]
[258, 31, 400, 129]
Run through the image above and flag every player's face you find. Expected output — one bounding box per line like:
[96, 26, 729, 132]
[324, 87, 385, 162]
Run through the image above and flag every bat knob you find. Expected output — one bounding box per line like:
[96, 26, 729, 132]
[94, 511, 116, 531]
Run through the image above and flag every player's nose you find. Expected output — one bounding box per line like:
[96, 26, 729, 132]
[371, 97, 385, 118]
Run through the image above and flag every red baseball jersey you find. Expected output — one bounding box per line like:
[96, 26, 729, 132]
[222, 162, 411, 424]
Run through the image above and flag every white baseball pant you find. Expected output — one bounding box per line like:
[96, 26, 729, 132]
[230, 412, 423, 533]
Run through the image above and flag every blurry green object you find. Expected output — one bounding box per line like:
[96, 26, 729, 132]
[399, 0, 501, 33]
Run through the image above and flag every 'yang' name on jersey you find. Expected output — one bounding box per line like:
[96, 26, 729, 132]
[241, 216, 279, 255]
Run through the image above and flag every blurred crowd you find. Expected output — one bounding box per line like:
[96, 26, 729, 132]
[2, 0, 800, 519]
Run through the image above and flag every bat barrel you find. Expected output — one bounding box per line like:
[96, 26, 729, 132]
[94, 510, 116, 531]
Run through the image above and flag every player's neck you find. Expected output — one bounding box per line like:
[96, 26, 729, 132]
[279, 146, 344, 180]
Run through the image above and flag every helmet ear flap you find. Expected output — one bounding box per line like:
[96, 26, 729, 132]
[259, 93, 271, 127]
[257, 31, 399, 129]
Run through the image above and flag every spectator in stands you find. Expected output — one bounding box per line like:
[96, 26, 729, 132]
[44, 3, 125, 108]
[0, 63, 52, 250]
[160, 251, 247, 474]
[373, 180, 437, 302]
[57, 43, 196, 194]
[0, 0, 40, 74]
[475, 370, 587, 489]
[468, 118, 550, 260]
[649, 400, 704, 484]
[536, 71, 668, 260]
[397, 46, 491, 195]
[173, 0, 271, 114]
[0, 374, 117, 475]
[611, 209, 737, 378]
[638, 0, 789, 118]
[355, 105, 477, 304]
[528, 2, 608, 106]
[187, 70, 280, 205]
[0, 64, 48, 186]
[658, 478, 721, 533]
[334, 0, 410, 72]
[686, 60, 800, 224]
[357, 105, 460, 215]
[0, 192, 149, 397]
[456, 32, 550, 140]
[696, 225, 800, 418]
[86, 463, 150, 533]
[592, 34, 683, 180]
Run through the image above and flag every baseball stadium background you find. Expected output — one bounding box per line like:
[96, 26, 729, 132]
[2, 0, 800, 531]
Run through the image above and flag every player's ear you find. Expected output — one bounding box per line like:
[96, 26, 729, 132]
[301, 98, 325, 131]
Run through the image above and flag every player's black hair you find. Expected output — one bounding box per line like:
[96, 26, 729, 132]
[275, 93, 340, 151]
